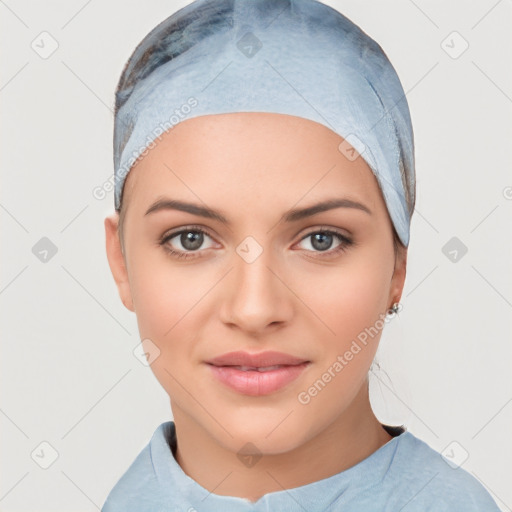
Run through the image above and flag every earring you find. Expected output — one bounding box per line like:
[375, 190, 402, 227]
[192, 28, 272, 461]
[387, 302, 401, 316]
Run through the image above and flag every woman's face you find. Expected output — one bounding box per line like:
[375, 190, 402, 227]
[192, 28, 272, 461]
[105, 112, 407, 454]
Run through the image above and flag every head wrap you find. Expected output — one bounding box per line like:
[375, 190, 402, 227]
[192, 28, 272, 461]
[113, 0, 415, 246]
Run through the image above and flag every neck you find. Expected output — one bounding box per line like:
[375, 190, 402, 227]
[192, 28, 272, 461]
[172, 384, 392, 503]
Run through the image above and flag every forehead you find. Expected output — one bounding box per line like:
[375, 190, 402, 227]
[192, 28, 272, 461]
[122, 112, 385, 218]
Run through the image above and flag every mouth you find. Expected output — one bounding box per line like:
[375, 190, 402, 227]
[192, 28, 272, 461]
[206, 350, 309, 367]
[219, 364, 293, 372]
[205, 351, 311, 396]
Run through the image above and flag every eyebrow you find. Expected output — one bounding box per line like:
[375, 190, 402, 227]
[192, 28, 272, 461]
[144, 197, 372, 224]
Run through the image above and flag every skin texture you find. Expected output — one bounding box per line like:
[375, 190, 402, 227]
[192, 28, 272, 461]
[104, 112, 407, 502]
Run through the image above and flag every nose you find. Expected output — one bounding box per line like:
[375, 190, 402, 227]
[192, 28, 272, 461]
[219, 244, 294, 336]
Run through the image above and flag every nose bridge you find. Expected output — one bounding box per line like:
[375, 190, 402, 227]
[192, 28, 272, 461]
[220, 235, 292, 331]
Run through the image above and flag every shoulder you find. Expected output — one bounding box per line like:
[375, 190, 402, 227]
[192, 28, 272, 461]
[101, 422, 172, 512]
[382, 431, 501, 511]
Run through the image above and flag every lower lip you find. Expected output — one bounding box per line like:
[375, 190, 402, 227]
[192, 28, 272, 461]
[207, 363, 310, 396]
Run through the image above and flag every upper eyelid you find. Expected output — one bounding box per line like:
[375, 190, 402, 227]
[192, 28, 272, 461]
[163, 225, 215, 241]
[163, 224, 350, 237]
[161, 226, 219, 251]
[299, 225, 351, 238]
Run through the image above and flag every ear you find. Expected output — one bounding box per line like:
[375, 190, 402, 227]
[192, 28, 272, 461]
[388, 244, 407, 308]
[104, 213, 135, 312]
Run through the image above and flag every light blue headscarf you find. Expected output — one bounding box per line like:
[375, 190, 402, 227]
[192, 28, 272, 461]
[113, 0, 416, 246]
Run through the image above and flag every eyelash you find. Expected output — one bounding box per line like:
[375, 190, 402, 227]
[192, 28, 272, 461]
[159, 225, 354, 260]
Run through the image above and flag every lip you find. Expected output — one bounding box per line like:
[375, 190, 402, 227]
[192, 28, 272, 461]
[206, 350, 309, 367]
[206, 351, 311, 396]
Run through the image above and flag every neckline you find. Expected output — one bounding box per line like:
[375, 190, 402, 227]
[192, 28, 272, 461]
[150, 421, 408, 509]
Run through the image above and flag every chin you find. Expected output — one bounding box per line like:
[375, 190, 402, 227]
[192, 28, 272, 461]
[203, 401, 314, 456]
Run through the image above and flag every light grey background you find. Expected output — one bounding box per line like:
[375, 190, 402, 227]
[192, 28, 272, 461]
[1, 0, 511, 510]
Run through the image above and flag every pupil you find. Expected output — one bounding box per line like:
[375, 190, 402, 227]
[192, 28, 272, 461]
[312, 232, 332, 251]
[181, 231, 203, 250]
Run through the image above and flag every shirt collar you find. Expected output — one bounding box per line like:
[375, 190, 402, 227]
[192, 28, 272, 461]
[149, 421, 407, 511]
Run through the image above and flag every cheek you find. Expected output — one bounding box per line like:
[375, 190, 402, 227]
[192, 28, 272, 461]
[291, 258, 392, 431]
[127, 251, 212, 387]
[128, 243, 199, 337]
[129, 271, 194, 405]
[298, 255, 392, 349]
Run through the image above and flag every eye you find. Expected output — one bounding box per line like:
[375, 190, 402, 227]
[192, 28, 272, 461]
[296, 227, 354, 257]
[159, 225, 354, 260]
[159, 226, 216, 259]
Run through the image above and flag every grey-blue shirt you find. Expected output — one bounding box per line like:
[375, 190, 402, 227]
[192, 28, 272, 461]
[101, 421, 501, 511]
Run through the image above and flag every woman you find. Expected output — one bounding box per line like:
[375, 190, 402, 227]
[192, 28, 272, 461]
[102, 0, 501, 510]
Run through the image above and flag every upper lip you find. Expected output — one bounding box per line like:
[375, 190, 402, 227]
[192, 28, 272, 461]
[206, 351, 310, 367]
